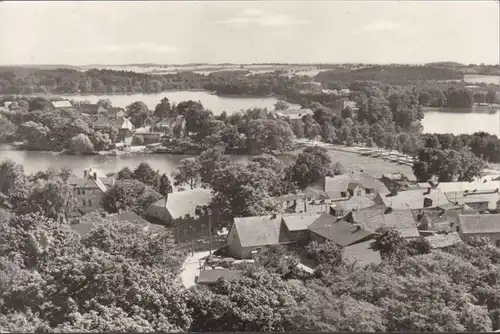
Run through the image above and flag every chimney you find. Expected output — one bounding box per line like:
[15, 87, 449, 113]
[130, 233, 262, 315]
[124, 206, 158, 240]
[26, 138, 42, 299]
[390, 189, 398, 196]
[83, 170, 88, 178]
[271, 213, 277, 220]
[93, 172, 97, 180]
[384, 207, 393, 214]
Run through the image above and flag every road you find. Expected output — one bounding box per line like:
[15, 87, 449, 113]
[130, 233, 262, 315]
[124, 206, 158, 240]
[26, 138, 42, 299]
[180, 250, 211, 289]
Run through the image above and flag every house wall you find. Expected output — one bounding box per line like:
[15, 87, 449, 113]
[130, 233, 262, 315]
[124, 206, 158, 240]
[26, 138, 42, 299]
[227, 225, 244, 259]
[145, 205, 172, 225]
[73, 187, 105, 212]
[118, 129, 132, 141]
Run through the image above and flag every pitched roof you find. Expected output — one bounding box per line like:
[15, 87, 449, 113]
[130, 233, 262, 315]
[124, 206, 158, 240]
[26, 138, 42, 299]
[113, 116, 134, 130]
[378, 188, 449, 210]
[417, 176, 500, 194]
[198, 269, 244, 284]
[112, 211, 151, 227]
[458, 214, 500, 234]
[343, 240, 382, 266]
[67, 176, 102, 189]
[70, 222, 97, 237]
[308, 213, 373, 247]
[51, 100, 73, 109]
[350, 208, 420, 238]
[308, 172, 389, 200]
[334, 195, 377, 215]
[82, 103, 105, 114]
[149, 188, 213, 219]
[425, 232, 462, 249]
[282, 213, 322, 231]
[93, 115, 111, 128]
[233, 215, 283, 247]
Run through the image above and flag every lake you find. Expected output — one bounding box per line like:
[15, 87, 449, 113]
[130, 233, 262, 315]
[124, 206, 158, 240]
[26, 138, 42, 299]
[55, 91, 300, 115]
[463, 74, 500, 85]
[422, 108, 500, 137]
[0, 144, 259, 177]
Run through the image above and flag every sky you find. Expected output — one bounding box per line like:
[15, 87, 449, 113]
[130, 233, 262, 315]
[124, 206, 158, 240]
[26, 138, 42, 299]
[0, 1, 499, 66]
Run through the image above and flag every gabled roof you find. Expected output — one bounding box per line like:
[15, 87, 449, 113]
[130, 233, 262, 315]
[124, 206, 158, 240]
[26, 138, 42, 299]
[198, 269, 244, 284]
[334, 195, 376, 215]
[349, 208, 420, 238]
[425, 232, 462, 249]
[307, 172, 389, 200]
[82, 103, 105, 114]
[112, 211, 151, 227]
[67, 176, 102, 189]
[149, 188, 213, 220]
[93, 116, 111, 128]
[51, 100, 73, 109]
[458, 214, 500, 234]
[308, 213, 373, 247]
[232, 215, 283, 247]
[71, 222, 97, 237]
[343, 240, 382, 266]
[282, 213, 322, 231]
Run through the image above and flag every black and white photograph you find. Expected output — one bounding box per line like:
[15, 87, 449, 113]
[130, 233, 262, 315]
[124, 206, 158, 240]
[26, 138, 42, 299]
[0, 0, 499, 332]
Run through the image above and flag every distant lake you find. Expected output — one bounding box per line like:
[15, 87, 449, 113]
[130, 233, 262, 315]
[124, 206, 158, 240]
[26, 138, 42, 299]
[463, 74, 500, 85]
[50, 91, 300, 115]
[422, 108, 500, 137]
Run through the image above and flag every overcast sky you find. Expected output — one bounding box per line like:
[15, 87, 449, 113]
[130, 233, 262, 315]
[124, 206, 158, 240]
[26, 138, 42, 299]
[0, 1, 499, 65]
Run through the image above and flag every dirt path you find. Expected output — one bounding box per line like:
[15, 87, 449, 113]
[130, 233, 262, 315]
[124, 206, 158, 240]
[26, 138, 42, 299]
[179, 251, 211, 289]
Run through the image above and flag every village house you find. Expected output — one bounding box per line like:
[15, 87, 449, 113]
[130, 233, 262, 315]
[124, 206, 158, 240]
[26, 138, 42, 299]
[445, 190, 500, 213]
[308, 213, 375, 246]
[342, 239, 382, 266]
[413, 207, 463, 233]
[456, 214, 500, 246]
[113, 116, 134, 141]
[275, 193, 332, 214]
[417, 176, 500, 194]
[82, 103, 107, 115]
[196, 269, 244, 285]
[227, 214, 294, 259]
[344, 207, 420, 239]
[272, 108, 314, 120]
[306, 171, 389, 201]
[106, 107, 126, 119]
[67, 167, 114, 215]
[144, 188, 213, 243]
[330, 195, 377, 217]
[92, 115, 112, 131]
[281, 213, 322, 242]
[152, 116, 186, 138]
[50, 100, 73, 109]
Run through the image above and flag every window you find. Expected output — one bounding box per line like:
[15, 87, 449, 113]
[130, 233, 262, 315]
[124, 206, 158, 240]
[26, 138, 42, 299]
[77, 189, 81, 195]
[365, 189, 372, 194]
[341, 192, 347, 198]
[356, 190, 362, 196]
[82, 189, 86, 195]
[88, 199, 92, 206]
[82, 199, 86, 206]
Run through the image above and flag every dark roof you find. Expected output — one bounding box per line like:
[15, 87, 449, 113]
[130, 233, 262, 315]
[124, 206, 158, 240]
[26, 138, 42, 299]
[343, 240, 382, 266]
[70, 222, 97, 237]
[334, 196, 376, 215]
[82, 103, 103, 114]
[93, 116, 111, 128]
[113, 211, 151, 227]
[232, 215, 283, 247]
[308, 213, 373, 247]
[67, 176, 102, 190]
[349, 208, 420, 238]
[458, 214, 500, 234]
[197, 269, 244, 284]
